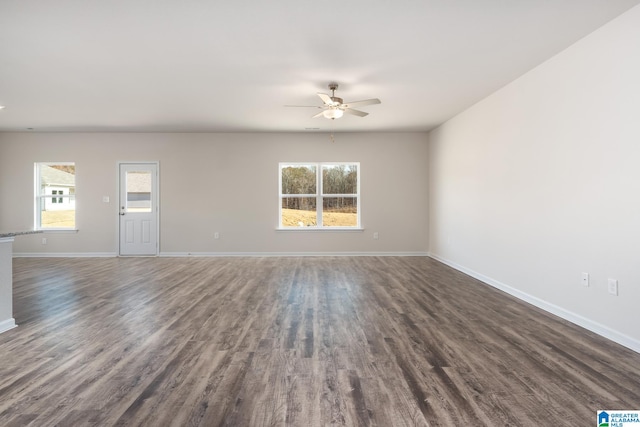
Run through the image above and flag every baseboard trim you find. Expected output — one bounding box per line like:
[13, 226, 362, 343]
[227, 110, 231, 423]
[160, 251, 430, 257]
[13, 252, 117, 258]
[0, 318, 17, 334]
[11, 251, 429, 258]
[428, 252, 640, 354]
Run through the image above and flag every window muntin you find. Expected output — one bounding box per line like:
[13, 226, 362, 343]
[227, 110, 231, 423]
[279, 162, 360, 228]
[35, 162, 76, 229]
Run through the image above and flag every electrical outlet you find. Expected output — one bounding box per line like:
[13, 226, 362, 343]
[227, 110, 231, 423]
[373, 232, 379, 240]
[608, 278, 618, 296]
[41, 237, 47, 245]
[214, 232, 220, 239]
[581, 272, 589, 287]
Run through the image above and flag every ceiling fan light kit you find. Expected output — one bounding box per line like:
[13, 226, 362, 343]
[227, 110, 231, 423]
[286, 83, 381, 121]
[322, 108, 344, 119]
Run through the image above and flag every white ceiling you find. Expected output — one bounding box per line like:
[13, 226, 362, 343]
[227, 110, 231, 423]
[1, 0, 638, 133]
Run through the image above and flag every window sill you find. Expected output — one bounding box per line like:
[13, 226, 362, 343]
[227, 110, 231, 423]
[38, 229, 79, 234]
[276, 228, 364, 232]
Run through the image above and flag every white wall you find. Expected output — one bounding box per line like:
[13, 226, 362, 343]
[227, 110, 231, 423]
[0, 132, 429, 255]
[428, 6, 640, 350]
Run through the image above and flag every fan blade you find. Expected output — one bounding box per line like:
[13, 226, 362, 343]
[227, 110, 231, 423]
[317, 93, 334, 106]
[343, 108, 368, 117]
[342, 98, 381, 109]
[284, 105, 323, 108]
[311, 111, 326, 118]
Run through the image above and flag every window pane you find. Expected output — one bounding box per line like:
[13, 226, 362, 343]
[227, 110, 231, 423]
[281, 165, 317, 195]
[38, 163, 76, 229]
[281, 197, 317, 227]
[322, 197, 358, 227]
[126, 171, 152, 212]
[39, 197, 76, 228]
[322, 164, 357, 195]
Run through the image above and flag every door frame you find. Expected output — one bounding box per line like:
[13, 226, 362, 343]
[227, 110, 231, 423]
[117, 161, 160, 256]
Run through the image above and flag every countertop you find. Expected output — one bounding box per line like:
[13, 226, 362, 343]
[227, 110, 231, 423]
[0, 231, 43, 239]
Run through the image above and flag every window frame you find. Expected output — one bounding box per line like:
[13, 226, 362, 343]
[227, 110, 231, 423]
[35, 162, 77, 231]
[278, 162, 361, 230]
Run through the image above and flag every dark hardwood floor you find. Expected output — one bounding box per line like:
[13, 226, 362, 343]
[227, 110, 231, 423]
[0, 256, 638, 426]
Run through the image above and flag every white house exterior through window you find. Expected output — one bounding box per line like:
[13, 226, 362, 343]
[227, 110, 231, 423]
[35, 162, 76, 229]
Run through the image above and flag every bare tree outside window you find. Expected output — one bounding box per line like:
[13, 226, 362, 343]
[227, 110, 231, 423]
[279, 163, 359, 228]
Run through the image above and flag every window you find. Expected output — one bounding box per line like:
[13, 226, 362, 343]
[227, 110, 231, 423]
[51, 190, 64, 203]
[279, 162, 360, 228]
[35, 162, 76, 229]
[125, 170, 152, 213]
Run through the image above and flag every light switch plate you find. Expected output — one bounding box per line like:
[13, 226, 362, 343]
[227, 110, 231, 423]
[581, 272, 589, 287]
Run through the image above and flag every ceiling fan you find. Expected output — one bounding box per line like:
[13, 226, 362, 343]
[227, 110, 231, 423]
[286, 83, 381, 120]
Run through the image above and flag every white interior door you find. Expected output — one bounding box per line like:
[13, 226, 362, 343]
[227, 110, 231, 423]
[119, 163, 158, 256]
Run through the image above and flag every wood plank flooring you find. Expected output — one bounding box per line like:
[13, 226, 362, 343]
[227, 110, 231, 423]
[0, 256, 638, 426]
